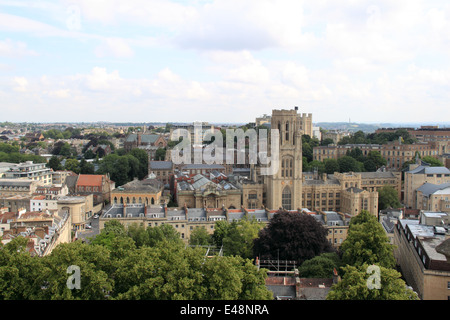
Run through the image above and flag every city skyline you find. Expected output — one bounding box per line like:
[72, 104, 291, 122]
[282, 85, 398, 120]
[1, 0, 450, 124]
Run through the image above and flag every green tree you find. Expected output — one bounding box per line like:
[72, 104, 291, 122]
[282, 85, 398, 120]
[189, 227, 212, 246]
[422, 156, 444, 167]
[47, 156, 62, 171]
[305, 160, 325, 174]
[321, 138, 335, 146]
[326, 264, 418, 300]
[79, 158, 95, 174]
[0, 237, 44, 299]
[211, 220, 230, 248]
[129, 148, 149, 179]
[155, 147, 166, 160]
[324, 158, 340, 174]
[37, 241, 113, 300]
[91, 220, 127, 249]
[298, 252, 341, 278]
[64, 158, 80, 174]
[340, 210, 396, 269]
[146, 223, 183, 247]
[367, 150, 387, 169]
[338, 156, 363, 173]
[221, 217, 264, 259]
[378, 185, 401, 210]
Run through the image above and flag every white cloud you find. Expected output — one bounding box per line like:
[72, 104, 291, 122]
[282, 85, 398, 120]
[13, 76, 28, 92]
[94, 38, 134, 58]
[0, 38, 38, 57]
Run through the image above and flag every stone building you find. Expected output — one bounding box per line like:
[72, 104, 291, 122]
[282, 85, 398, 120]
[111, 177, 164, 206]
[416, 182, 450, 213]
[124, 132, 167, 153]
[394, 211, 450, 300]
[404, 162, 450, 209]
[265, 108, 304, 211]
[175, 173, 241, 209]
[313, 141, 439, 171]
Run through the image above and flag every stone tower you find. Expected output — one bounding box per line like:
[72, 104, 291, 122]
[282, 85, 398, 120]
[265, 107, 304, 210]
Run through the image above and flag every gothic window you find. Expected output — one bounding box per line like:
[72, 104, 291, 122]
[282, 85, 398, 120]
[282, 186, 292, 210]
[286, 122, 289, 142]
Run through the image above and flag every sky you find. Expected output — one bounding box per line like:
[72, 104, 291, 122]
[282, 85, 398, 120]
[1, 0, 450, 125]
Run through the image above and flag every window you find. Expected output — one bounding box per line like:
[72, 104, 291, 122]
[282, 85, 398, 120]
[282, 186, 292, 210]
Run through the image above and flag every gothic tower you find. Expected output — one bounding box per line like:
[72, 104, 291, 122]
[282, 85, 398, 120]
[265, 108, 303, 211]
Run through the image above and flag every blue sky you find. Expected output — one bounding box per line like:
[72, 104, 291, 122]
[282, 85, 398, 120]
[1, 0, 450, 124]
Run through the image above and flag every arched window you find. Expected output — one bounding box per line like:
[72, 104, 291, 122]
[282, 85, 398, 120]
[151, 197, 155, 205]
[282, 186, 292, 210]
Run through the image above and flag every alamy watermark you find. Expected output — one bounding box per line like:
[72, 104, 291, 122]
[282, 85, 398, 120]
[366, 265, 381, 290]
[170, 123, 280, 176]
[66, 265, 81, 290]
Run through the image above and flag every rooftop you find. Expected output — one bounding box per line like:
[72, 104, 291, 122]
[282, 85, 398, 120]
[408, 165, 450, 175]
[417, 182, 450, 196]
[76, 174, 103, 187]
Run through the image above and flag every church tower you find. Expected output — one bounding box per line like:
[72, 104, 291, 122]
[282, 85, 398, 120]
[265, 107, 303, 211]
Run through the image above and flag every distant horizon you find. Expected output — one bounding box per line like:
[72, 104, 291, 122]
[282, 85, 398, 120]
[2, 120, 450, 128]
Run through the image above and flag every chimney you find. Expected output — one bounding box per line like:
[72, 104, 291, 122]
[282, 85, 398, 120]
[322, 173, 327, 182]
[164, 203, 167, 217]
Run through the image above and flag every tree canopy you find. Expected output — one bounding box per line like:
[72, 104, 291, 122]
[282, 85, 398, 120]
[253, 211, 334, 266]
[0, 222, 273, 300]
[340, 210, 396, 269]
[326, 264, 418, 300]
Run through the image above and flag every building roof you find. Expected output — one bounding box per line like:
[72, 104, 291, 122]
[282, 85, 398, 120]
[76, 174, 103, 187]
[116, 178, 163, 193]
[359, 171, 397, 179]
[417, 182, 450, 197]
[0, 179, 35, 187]
[149, 161, 173, 170]
[436, 238, 450, 258]
[408, 165, 450, 175]
[346, 187, 364, 193]
[126, 133, 160, 144]
[181, 164, 225, 170]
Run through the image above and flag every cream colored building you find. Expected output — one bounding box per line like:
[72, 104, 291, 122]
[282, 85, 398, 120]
[99, 205, 270, 242]
[416, 183, 450, 213]
[394, 212, 450, 300]
[301, 172, 380, 217]
[404, 163, 450, 209]
[4, 161, 52, 185]
[57, 194, 94, 232]
[266, 108, 304, 211]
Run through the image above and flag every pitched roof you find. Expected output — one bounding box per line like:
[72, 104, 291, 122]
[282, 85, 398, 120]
[149, 161, 173, 170]
[408, 165, 450, 175]
[76, 174, 103, 187]
[126, 133, 160, 144]
[417, 182, 450, 197]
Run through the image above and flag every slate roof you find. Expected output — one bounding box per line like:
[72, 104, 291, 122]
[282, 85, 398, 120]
[417, 182, 450, 196]
[408, 165, 450, 175]
[126, 134, 160, 144]
[117, 178, 163, 193]
[149, 161, 173, 170]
